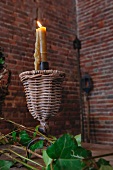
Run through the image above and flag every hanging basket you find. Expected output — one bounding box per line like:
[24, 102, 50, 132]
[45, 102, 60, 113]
[19, 70, 65, 123]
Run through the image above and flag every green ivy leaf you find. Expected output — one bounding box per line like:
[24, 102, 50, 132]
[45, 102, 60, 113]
[46, 134, 92, 170]
[0, 58, 4, 65]
[97, 158, 111, 168]
[74, 134, 81, 146]
[12, 131, 17, 142]
[46, 134, 78, 159]
[46, 134, 91, 159]
[33, 125, 40, 138]
[99, 165, 113, 170]
[35, 125, 40, 131]
[30, 140, 44, 151]
[42, 167, 46, 170]
[19, 130, 32, 146]
[71, 146, 92, 158]
[28, 139, 44, 158]
[46, 159, 85, 170]
[0, 160, 14, 170]
[33, 132, 37, 138]
[43, 150, 52, 167]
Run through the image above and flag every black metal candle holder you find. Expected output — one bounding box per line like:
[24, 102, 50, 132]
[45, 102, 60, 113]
[40, 61, 49, 70]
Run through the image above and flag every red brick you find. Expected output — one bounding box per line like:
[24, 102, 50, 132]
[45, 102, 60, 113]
[77, 0, 113, 144]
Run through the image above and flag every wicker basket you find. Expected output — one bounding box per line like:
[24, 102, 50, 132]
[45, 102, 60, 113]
[19, 70, 65, 124]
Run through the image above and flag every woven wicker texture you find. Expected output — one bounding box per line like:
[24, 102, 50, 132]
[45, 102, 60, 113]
[19, 70, 65, 123]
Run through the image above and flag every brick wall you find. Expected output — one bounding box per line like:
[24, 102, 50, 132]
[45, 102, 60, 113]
[0, 0, 80, 136]
[76, 0, 113, 144]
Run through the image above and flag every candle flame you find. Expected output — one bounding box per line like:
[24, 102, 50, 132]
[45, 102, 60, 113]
[37, 21, 42, 28]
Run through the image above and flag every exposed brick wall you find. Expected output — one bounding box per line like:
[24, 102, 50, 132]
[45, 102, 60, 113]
[76, 0, 113, 144]
[0, 0, 80, 136]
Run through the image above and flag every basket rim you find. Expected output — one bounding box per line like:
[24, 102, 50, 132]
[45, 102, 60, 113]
[19, 70, 65, 81]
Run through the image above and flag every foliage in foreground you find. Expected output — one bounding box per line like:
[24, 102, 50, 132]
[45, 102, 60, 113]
[0, 117, 113, 170]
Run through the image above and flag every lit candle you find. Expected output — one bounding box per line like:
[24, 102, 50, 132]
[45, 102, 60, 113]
[34, 21, 47, 70]
[37, 21, 47, 62]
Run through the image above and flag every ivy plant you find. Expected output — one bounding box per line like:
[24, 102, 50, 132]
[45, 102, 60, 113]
[0, 50, 5, 65]
[0, 117, 113, 170]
